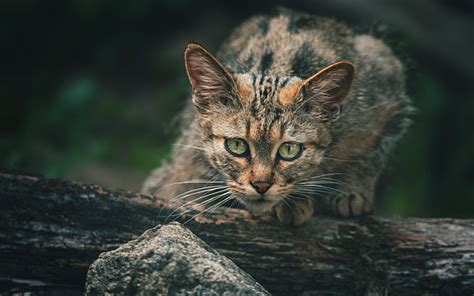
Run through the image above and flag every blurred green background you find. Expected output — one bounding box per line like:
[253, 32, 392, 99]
[1, 0, 473, 218]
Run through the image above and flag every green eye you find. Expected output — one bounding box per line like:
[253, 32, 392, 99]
[225, 138, 249, 157]
[278, 142, 303, 160]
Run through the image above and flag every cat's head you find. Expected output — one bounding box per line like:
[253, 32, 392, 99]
[184, 43, 355, 213]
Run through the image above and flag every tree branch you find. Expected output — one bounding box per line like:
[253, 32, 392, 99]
[0, 172, 473, 295]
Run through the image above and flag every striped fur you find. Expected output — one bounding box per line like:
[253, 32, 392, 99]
[142, 8, 413, 225]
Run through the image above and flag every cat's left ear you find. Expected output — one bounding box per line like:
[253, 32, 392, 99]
[297, 61, 355, 117]
[184, 43, 238, 112]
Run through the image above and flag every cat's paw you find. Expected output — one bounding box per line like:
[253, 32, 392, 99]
[335, 193, 373, 218]
[274, 199, 314, 226]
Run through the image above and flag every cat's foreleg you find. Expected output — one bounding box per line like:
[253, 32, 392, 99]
[273, 198, 314, 226]
[330, 165, 379, 218]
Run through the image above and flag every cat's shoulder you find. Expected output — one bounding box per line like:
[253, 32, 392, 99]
[227, 8, 353, 43]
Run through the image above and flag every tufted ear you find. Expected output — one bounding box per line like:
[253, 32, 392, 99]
[297, 61, 355, 119]
[184, 43, 238, 112]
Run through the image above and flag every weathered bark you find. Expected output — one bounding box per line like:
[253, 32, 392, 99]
[0, 172, 473, 295]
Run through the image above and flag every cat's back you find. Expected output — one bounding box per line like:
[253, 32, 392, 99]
[218, 9, 405, 95]
[219, 9, 353, 78]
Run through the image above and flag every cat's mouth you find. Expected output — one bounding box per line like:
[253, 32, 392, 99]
[240, 196, 278, 213]
[226, 181, 285, 213]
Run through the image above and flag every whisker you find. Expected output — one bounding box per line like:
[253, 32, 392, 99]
[286, 194, 310, 202]
[171, 185, 228, 202]
[168, 188, 227, 210]
[165, 188, 228, 222]
[291, 189, 334, 198]
[320, 156, 361, 163]
[155, 174, 227, 220]
[297, 179, 342, 186]
[281, 197, 296, 214]
[296, 181, 346, 188]
[293, 185, 347, 196]
[176, 190, 231, 217]
[174, 143, 210, 152]
[159, 179, 227, 189]
[204, 194, 238, 222]
[293, 185, 337, 192]
[182, 193, 234, 225]
[294, 185, 347, 195]
[304, 173, 350, 180]
[297, 176, 351, 189]
[167, 197, 220, 224]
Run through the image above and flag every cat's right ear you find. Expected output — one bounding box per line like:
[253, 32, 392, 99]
[184, 43, 237, 112]
[295, 61, 355, 120]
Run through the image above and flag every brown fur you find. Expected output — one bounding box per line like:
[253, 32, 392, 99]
[279, 83, 301, 106]
[142, 8, 413, 225]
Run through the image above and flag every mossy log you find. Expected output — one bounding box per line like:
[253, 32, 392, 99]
[0, 172, 473, 295]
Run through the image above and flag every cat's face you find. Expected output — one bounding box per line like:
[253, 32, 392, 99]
[184, 43, 354, 213]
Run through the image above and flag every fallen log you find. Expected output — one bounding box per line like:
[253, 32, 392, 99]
[0, 172, 473, 295]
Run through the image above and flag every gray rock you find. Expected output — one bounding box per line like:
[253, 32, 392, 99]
[85, 222, 269, 295]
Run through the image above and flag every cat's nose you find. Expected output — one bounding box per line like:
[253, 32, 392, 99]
[251, 181, 273, 194]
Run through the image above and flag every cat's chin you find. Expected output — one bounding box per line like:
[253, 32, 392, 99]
[240, 198, 279, 214]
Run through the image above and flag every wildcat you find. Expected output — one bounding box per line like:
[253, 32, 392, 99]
[142, 8, 412, 225]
